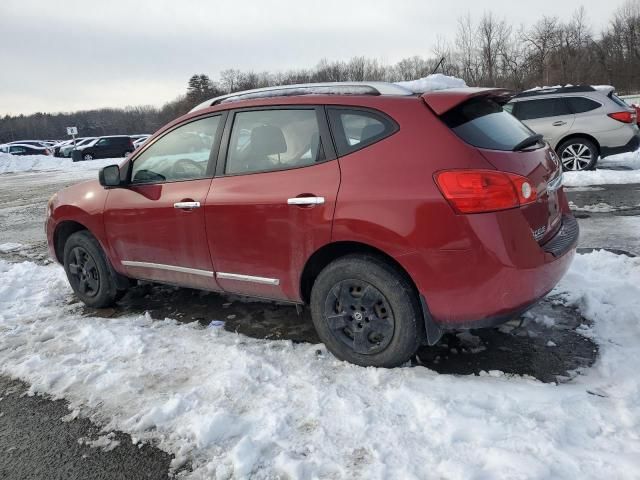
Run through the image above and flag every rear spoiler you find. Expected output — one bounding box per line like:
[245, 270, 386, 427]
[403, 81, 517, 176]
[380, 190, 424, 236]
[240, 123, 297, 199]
[421, 88, 514, 115]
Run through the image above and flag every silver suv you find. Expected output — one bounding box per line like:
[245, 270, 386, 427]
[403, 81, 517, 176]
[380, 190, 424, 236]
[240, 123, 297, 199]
[507, 86, 640, 170]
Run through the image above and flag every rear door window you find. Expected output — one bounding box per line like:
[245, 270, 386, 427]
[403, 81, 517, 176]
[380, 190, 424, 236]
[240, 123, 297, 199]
[441, 97, 536, 151]
[567, 97, 601, 114]
[225, 109, 323, 175]
[513, 98, 571, 120]
[327, 108, 398, 156]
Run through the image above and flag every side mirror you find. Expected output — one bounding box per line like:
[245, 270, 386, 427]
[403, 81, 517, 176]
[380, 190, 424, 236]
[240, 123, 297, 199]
[99, 164, 122, 188]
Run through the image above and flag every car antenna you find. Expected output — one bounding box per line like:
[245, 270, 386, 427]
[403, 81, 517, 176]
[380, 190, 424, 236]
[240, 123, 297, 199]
[431, 57, 445, 75]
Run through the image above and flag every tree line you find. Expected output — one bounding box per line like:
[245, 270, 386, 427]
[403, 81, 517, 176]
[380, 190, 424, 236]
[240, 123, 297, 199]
[2, 1, 640, 143]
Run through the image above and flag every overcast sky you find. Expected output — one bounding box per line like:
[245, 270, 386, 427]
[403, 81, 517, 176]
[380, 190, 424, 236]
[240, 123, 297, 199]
[0, 0, 628, 115]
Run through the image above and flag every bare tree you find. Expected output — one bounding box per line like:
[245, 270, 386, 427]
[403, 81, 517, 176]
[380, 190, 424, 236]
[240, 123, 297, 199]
[522, 16, 560, 85]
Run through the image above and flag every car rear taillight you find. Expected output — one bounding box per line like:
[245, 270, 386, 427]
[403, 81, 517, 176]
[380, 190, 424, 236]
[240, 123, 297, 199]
[434, 169, 537, 214]
[608, 111, 635, 124]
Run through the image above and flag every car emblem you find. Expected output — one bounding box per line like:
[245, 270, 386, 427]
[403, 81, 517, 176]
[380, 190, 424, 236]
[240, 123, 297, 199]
[532, 226, 547, 241]
[549, 150, 560, 168]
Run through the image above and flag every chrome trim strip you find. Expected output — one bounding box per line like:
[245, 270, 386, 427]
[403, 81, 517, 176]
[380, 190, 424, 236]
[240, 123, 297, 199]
[547, 172, 563, 192]
[216, 272, 280, 286]
[121, 261, 214, 278]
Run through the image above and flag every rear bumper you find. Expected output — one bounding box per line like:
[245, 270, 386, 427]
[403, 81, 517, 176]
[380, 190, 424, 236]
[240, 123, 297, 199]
[400, 210, 579, 329]
[601, 132, 640, 158]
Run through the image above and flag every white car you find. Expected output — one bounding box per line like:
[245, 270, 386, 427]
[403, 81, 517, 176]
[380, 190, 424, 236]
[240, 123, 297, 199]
[59, 137, 96, 157]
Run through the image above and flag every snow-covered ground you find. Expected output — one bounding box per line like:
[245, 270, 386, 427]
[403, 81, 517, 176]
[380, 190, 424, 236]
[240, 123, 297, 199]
[0, 152, 120, 176]
[0, 251, 639, 479]
[563, 149, 640, 187]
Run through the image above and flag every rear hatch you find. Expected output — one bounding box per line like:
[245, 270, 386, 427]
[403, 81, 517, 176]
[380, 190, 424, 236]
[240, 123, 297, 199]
[424, 89, 564, 245]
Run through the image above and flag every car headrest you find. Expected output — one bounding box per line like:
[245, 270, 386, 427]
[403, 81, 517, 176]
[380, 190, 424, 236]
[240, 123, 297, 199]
[361, 123, 385, 142]
[250, 125, 287, 155]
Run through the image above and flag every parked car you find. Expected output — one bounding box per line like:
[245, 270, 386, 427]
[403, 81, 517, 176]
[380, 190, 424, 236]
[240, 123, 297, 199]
[132, 137, 149, 149]
[47, 82, 578, 367]
[58, 137, 96, 157]
[71, 135, 134, 161]
[6, 140, 50, 148]
[506, 85, 640, 171]
[1, 143, 52, 155]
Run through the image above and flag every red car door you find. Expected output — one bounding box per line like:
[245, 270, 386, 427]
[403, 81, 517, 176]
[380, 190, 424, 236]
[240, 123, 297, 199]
[104, 114, 225, 291]
[205, 107, 340, 301]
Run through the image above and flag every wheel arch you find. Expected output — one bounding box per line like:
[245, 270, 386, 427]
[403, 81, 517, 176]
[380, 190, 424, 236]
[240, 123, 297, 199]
[554, 133, 601, 155]
[53, 220, 89, 263]
[54, 220, 131, 290]
[300, 241, 419, 305]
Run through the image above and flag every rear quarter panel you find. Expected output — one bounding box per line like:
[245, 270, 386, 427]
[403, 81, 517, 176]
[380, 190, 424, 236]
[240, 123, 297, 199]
[331, 97, 495, 257]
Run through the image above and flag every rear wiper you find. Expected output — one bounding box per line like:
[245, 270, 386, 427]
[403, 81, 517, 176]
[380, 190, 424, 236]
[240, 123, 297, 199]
[513, 134, 543, 152]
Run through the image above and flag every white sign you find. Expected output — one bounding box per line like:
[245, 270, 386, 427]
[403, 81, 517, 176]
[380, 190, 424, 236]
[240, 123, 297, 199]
[66, 126, 78, 136]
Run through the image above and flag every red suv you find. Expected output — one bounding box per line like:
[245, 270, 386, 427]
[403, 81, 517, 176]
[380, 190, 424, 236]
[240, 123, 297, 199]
[46, 83, 578, 367]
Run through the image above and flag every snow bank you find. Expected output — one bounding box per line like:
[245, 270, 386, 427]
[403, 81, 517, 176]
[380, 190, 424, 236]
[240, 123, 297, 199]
[564, 149, 640, 186]
[0, 252, 639, 479]
[0, 153, 120, 175]
[395, 74, 467, 93]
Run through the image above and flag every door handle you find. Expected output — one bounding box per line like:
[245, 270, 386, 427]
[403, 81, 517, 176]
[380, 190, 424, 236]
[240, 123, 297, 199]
[552, 121, 567, 126]
[174, 201, 201, 209]
[287, 196, 325, 206]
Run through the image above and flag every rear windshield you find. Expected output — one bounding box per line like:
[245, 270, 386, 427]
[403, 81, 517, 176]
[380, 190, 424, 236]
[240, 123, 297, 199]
[609, 92, 630, 109]
[441, 97, 536, 151]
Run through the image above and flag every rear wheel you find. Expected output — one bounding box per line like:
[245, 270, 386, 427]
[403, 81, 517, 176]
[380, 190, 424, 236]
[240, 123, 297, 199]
[557, 138, 598, 171]
[63, 231, 123, 308]
[310, 255, 423, 367]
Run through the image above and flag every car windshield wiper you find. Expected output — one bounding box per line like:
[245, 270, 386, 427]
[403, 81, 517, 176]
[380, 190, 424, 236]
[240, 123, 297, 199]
[513, 134, 543, 152]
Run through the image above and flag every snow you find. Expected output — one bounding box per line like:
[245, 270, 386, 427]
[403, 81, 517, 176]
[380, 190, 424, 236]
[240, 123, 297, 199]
[0, 243, 22, 253]
[568, 201, 635, 213]
[0, 251, 639, 479]
[394, 74, 467, 93]
[0, 153, 120, 175]
[78, 433, 121, 452]
[563, 149, 640, 186]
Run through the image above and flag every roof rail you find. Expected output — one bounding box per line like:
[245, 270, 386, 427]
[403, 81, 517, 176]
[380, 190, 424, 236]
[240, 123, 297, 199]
[513, 85, 596, 99]
[189, 82, 414, 113]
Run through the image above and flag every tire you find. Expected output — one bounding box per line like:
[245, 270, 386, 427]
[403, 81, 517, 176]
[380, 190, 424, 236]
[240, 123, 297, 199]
[556, 138, 598, 171]
[83, 153, 94, 161]
[310, 254, 424, 367]
[63, 230, 123, 308]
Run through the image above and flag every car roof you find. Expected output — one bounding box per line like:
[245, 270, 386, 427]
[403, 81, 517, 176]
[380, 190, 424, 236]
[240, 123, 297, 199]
[190, 82, 415, 113]
[511, 85, 616, 101]
[8, 143, 46, 148]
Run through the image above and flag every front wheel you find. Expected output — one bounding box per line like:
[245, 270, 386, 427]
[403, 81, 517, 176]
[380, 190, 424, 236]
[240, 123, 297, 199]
[310, 255, 423, 367]
[83, 153, 94, 161]
[63, 231, 123, 308]
[557, 138, 598, 171]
